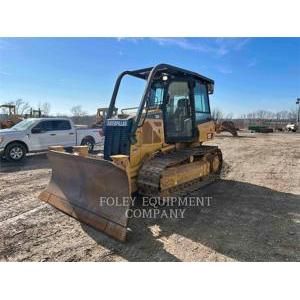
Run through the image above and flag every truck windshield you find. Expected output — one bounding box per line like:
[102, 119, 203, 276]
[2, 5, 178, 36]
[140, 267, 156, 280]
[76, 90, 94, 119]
[12, 119, 37, 130]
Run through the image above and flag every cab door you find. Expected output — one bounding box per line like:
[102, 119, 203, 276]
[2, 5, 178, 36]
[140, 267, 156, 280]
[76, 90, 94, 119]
[163, 80, 195, 143]
[30, 120, 60, 150]
[51, 119, 75, 147]
[30, 120, 75, 150]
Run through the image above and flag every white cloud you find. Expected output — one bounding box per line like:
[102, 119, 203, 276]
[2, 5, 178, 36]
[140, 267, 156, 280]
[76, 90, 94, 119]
[115, 37, 251, 57]
[116, 37, 143, 43]
[151, 37, 250, 57]
[151, 38, 213, 52]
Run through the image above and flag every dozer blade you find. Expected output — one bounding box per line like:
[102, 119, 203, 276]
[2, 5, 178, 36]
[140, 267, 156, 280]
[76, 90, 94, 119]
[39, 151, 131, 242]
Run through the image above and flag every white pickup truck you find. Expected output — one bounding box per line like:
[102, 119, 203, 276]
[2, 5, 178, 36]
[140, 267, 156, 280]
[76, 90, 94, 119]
[0, 118, 103, 161]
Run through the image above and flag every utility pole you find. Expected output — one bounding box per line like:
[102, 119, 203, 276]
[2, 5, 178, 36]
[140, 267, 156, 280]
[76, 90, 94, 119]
[297, 98, 300, 125]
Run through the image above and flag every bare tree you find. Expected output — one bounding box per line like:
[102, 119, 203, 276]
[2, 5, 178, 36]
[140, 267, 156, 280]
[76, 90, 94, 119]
[211, 108, 223, 121]
[70, 105, 87, 124]
[42, 102, 51, 116]
[37, 101, 51, 116]
[240, 108, 297, 123]
[224, 112, 234, 120]
[2, 99, 30, 115]
[71, 105, 87, 117]
[256, 110, 267, 119]
[276, 110, 289, 120]
[288, 108, 297, 120]
[276, 111, 282, 120]
[15, 99, 30, 115]
[247, 112, 255, 119]
[246, 110, 276, 120]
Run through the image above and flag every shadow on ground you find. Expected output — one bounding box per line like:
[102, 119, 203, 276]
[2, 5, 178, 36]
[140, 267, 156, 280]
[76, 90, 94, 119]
[0, 149, 103, 173]
[0, 153, 50, 173]
[82, 180, 300, 262]
[216, 134, 257, 139]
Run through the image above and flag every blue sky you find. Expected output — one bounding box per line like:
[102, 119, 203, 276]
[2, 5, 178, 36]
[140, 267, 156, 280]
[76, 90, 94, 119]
[0, 37, 299, 117]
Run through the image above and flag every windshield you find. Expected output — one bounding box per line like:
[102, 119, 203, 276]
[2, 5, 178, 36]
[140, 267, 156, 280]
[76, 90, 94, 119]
[11, 119, 37, 130]
[113, 75, 146, 117]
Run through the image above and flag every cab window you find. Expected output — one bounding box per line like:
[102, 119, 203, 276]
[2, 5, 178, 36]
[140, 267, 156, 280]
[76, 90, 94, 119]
[148, 82, 165, 107]
[33, 120, 53, 132]
[52, 120, 71, 130]
[194, 81, 211, 123]
[32, 120, 71, 132]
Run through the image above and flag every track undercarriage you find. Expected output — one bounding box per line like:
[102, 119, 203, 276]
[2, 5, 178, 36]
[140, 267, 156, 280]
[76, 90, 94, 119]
[137, 145, 223, 197]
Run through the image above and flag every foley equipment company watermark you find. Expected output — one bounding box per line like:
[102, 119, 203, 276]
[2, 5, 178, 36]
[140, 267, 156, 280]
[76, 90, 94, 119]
[99, 196, 212, 219]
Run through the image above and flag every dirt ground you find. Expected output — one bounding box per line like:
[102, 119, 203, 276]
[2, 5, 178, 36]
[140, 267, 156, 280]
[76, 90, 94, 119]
[0, 132, 299, 261]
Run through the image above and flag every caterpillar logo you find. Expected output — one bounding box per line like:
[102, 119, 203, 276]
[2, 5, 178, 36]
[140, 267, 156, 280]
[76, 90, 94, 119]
[106, 120, 127, 127]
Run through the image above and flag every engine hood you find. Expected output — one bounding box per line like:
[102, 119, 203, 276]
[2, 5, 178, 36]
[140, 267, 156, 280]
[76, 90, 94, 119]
[0, 128, 26, 138]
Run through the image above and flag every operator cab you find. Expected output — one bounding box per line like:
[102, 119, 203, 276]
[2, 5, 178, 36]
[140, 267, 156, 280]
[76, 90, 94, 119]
[105, 63, 214, 158]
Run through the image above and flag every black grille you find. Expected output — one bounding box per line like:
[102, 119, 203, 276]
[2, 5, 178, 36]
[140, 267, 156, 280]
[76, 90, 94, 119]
[103, 118, 133, 160]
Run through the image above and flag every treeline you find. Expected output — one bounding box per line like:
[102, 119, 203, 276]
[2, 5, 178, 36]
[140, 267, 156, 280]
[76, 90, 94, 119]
[212, 108, 298, 121]
[0, 100, 95, 125]
[1, 99, 298, 127]
[0, 99, 51, 116]
[240, 109, 298, 120]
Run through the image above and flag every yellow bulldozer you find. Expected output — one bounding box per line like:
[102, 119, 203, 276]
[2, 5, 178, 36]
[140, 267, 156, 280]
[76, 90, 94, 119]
[92, 107, 118, 128]
[0, 104, 23, 129]
[39, 64, 223, 241]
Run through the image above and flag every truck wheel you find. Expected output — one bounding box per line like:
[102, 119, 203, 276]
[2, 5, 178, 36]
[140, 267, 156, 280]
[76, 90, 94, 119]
[81, 138, 95, 152]
[5, 142, 27, 162]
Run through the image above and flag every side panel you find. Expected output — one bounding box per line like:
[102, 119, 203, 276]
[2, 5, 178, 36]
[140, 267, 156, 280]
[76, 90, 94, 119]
[197, 121, 216, 143]
[29, 131, 59, 151]
[76, 129, 101, 146]
[50, 129, 76, 147]
[129, 117, 165, 192]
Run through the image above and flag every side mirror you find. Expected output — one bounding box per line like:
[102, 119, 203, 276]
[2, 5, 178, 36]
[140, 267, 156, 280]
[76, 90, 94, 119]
[31, 128, 42, 134]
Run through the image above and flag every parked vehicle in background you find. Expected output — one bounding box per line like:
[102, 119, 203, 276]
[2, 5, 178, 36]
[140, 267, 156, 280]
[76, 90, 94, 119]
[248, 125, 274, 133]
[92, 107, 118, 128]
[286, 123, 298, 132]
[0, 118, 103, 161]
[0, 104, 23, 129]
